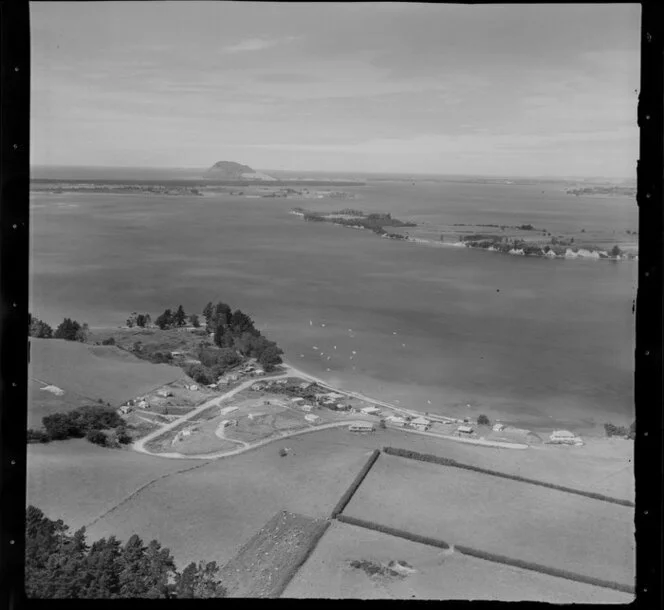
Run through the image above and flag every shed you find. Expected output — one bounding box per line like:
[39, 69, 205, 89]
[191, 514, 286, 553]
[411, 416, 431, 430]
[118, 405, 132, 415]
[456, 425, 474, 435]
[291, 397, 304, 403]
[349, 422, 375, 432]
[304, 414, 320, 423]
[492, 423, 506, 432]
[361, 406, 382, 416]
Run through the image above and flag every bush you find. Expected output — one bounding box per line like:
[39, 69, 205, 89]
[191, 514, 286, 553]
[278, 448, 288, 457]
[477, 414, 490, 426]
[337, 515, 450, 550]
[604, 422, 629, 438]
[27, 429, 51, 443]
[85, 429, 107, 446]
[187, 364, 215, 385]
[101, 337, 116, 346]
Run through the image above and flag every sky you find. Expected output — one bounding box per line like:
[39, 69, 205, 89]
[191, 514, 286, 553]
[30, 2, 640, 178]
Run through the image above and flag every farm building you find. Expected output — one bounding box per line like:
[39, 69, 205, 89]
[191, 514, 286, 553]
[335, 403, 351, 411]
[492, 423, 506, 432]
[360, 406, 382, 416]
[455, 425, 474, 436]
[157, 388, 174, 398]
[137, 400, 149, 409]
[291, 397, 304, 404]
[549, 430, 583, 445]
[219, 406, 239, 416]
[386, 415, 407, 426]
[411, 416, 431, 431]
[253, 370, 265, 376]
[118, 405, 132, 415]
[301, 405, 313, 412]
[304, 414, 320, 423]
[349, 422, 375, 433]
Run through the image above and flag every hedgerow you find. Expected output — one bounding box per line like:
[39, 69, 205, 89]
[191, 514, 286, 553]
[336, 514, 450, 550]
[330, 449, 381, 518]
[382, 447, 634, 507]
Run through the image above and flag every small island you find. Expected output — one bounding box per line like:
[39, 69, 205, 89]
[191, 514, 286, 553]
[290, 208, 416, 239]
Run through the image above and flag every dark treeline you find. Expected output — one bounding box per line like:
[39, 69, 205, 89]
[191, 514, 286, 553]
[29, 313, 89, 342]
[26, 505, 226, 598]
[302, 210, 416, 236]
[28, 405, 131, 447]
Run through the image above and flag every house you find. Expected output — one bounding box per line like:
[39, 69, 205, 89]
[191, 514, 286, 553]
[137, 400, 149, 409]
[188, 384, 199, 391]
[492, 423, 506, 432]
[291, 397, 304, 404]
[253, 370, 265, 376]
[349, 422, 375, 433]
[549, 430, 583, 445]
[157, 388, 174, 398]
[386, 415, 407, 426]
[299, 382, 312, 390]
[335, 403, 351, 411]
[304, 414, 320, 423]
[170, 351, 183, 357]
[251, 383, 265, 391]
[221, 419, 237, 428]
[327, 392, 344, 400]
[118, 405, 132, 415]
[455, 425, 474, 436]
[314, 393, 328, 400]
[207, 383, 217, 389]
[411, 416, 431, 431]
[361, 406, 382, 416]
[301, 404, 313, 412]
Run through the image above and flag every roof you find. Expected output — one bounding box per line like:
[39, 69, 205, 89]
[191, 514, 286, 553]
[551, 430, 575, 438]
[349, 422, 374, 429]
[361, 406, 381, 413]
[457, 425, 474, 433]
[411, 417, 431, 425]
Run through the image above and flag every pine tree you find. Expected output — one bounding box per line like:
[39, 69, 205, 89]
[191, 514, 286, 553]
[174, 305, 187, 327]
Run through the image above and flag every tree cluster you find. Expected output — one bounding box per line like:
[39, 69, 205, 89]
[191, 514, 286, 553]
[126, 312, 152, 328]
[28, 313, 53, 338]
[29, 406, 131, 447]
[155, 305, 188, 330]
[604, 421, 636, 439]
[25, 506, 226, 599]
[54, 318, 89, 342]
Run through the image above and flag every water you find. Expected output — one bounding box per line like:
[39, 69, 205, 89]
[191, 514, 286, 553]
[30, 170, 637, 434]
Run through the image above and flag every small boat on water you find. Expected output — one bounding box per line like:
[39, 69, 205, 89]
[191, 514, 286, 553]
[313, 346, 319, 350]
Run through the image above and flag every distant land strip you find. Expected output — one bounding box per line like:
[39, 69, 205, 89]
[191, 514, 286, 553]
[382, 447, 635, 507]
[30, 178, 365, 187]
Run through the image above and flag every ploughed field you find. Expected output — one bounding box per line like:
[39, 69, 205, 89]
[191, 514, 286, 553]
[283, 520, 632, 602]
[343, 454, 635, 588]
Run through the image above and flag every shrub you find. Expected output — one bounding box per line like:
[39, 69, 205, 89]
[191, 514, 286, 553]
[477, 414, 490, 426]
[101, 337, 116, 346]
[186, 364, 215, 385]
[278, 448, 288, 457]
[604, 422, 629, 438]
[27, 429, 51, 443]
[85, 429, 107, 446]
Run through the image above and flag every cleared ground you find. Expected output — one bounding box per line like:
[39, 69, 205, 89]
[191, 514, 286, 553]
[220, 511, 328, 597]
[84, 427, 392, 569]
[283, 520, 632, 602]
[27, 439, 197, 530]
[343, 454, 634, 587]
[29, 338, 184, 412]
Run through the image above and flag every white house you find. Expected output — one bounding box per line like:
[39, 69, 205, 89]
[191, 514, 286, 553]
[549, 430, 583, 445]
[492, 423, 506, 432]
[386, 415, 407, 426]
[251, 383, 265, 391]
[304, 414, 320, 423]
[456, 425, 474, 436]
[189, 384, 199, 391]
[291, 397, 304, 404]
[411, 416, 431, 431]
[118, 405, 132, 415]
[157, 388, 174, 398]
[361, 406, 382, 416]
[299, 382, 312, 389]
[301, 405, 313, 412]
[349, 422, 375, 433]
[137, 400, 149, 409]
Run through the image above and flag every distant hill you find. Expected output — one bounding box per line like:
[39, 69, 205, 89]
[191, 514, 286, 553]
[205, 161, 276, 181]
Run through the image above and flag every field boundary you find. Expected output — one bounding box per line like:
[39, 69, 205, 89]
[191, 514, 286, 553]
[273, 519, 331, 598]
[383, 446, 634, 507]
[336, 514, 451, 550]
[330, 449, 381, 518]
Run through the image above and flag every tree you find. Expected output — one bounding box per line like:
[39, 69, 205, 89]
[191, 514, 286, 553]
[86, 429, 107, 447]
[202, 302, 214, 325]
[189, 313, 200, 328]
[101, 337, 116, 346]
[173, 305, 187, 327]
[54, 318, 82, 341]
[379, 419, 387, 429]
[186, 364, 215, 385]
[155, 309, 173, 330]
[214, 302, 232, 327]
[213, 322, 226, 348]
[258, 345, 283, 372]
[27, 429, 51, 443]
[42, 413, 82, 440]
[610, 245, 622, 258]
[174, 561, 226, 598]
[477, 414, 490, 426]
[136, 314, 148, 328]
[75, 323, 90, 343]
[628, 420, 636, 440]
[229, 309, 256, 335]
[29, 314, 53, 338]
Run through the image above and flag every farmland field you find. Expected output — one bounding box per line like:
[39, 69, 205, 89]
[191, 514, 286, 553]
[220, 511, 329, 597]
[84, 427, 393, 569]
[29, 337, 184, 411]
[27, 439, 199, 530]
[283, 520, 632, 602]
[343, 454, 635, 587]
